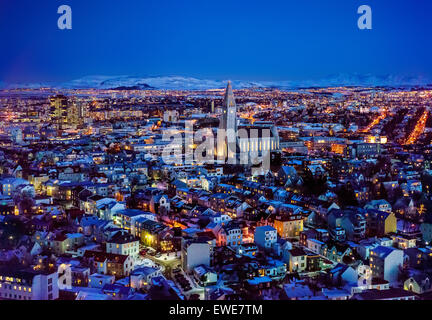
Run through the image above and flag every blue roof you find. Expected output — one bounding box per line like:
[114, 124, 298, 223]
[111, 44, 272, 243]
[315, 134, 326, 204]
[132, 266, 159, 276]
[117, 209, 147, 217]
[247, 276, 272, 285]
[371, 245, 396, 258]
[255, 225, 276, 233]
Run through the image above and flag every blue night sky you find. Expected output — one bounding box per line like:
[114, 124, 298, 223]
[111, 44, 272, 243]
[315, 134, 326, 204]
[0, 0, 432, 83]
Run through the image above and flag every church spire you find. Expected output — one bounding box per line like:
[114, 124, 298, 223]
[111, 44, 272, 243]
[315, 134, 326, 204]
[219, 81, 237, 132]
[224, 81, 236, 109]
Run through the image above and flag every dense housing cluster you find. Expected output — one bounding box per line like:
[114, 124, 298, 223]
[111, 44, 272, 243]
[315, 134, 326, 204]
[0, 84, 432, 300]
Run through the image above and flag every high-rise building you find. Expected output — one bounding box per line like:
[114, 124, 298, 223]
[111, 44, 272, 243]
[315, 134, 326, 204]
[49, 95, 84, 129]
[49, 95, 68, 129]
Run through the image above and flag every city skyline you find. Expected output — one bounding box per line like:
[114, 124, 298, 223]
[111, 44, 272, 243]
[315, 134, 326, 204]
[1, 69, 432, 303]
[3, 0, 432, 307]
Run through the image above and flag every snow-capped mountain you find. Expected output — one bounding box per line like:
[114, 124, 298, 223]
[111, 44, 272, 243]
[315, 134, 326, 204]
[63, 75, 265, 90]
[299, 73, 432, 88]
[60, 74, 432, 90]
[0, 82, 56, 89]
[49, 74, 432, 89]
[2, 74, 431, 90]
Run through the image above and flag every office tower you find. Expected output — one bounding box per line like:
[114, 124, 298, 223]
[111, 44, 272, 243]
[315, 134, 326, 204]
[50, 95, 84, 129]
[49, 95, 68, 129]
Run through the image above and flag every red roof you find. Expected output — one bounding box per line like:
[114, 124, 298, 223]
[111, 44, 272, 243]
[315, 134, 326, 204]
[83, 250, 129, 264]
[196, 231, 216, 240]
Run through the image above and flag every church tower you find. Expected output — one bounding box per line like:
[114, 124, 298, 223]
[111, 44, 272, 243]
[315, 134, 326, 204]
[218, 81, 238, 163]
[220, 81, 237, 133]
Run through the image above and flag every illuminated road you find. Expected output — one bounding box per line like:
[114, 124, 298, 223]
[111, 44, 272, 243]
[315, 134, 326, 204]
[404, 110, 428, 145]
[359, 111, 387, 133]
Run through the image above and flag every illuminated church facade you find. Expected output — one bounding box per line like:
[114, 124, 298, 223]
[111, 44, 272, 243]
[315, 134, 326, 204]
[217, 81, 280, 166]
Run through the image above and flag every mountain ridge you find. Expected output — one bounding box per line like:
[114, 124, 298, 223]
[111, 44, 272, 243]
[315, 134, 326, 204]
[2, 74, 431, 90]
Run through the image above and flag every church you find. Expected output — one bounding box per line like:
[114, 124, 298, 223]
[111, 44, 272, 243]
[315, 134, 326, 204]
[216, 81, 280, 166]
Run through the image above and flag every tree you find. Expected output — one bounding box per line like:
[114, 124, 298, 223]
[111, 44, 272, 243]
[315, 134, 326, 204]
[301, 171, 328, 196]
[391, 186, 405, 203]
[376, 183, 388, 200]
[270, 151, 282, 171]
[129, 175, 140, 194]
[336, 184, 358, 208]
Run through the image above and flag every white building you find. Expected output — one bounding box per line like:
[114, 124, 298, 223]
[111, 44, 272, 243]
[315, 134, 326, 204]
[364, 199, 392, 213]
[106, 232, 140, 259]
[130, 267, 162, 289]
[10, 127, 23, 144]
[1, 177, 30, 197]
[193, 265, 217, 286]
[88, 273, 115, 289]
[163, 110, 179, 123]
[369, 246, 404, 284]
[254, 225, 277, 249]
[219, 223, 243, 247]
[209, 213, 231, 225]
[181, 238, 211, 272]
[0, 269, 59, 300]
